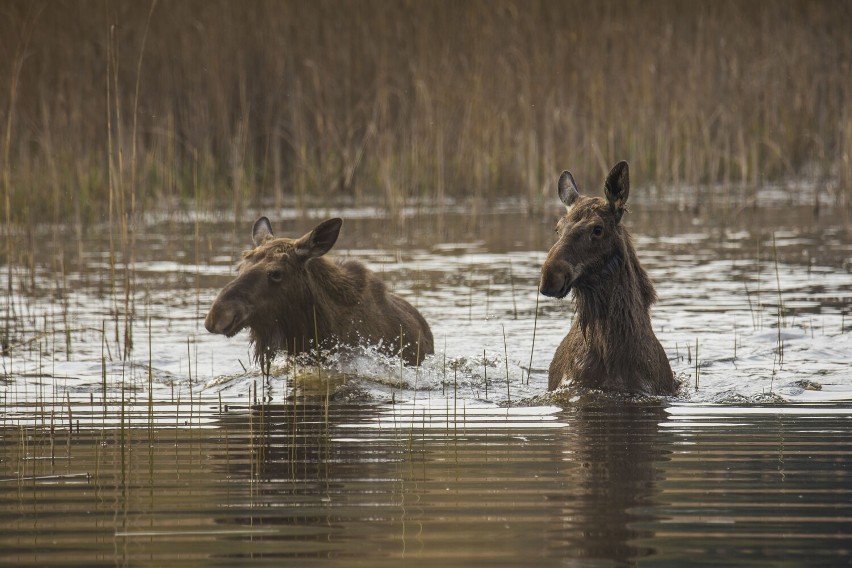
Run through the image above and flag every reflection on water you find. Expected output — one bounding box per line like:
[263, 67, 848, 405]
[1, 200, 851, 564]
[649, 404, 852, 567]
[1, 400, 851, 566]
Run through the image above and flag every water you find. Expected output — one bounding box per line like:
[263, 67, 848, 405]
[2, 401, 851, 566]
[1, 198, 851, 565]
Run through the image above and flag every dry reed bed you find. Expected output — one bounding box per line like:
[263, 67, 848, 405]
[1, 0, 851, 226]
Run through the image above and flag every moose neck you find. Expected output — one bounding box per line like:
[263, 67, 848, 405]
[572, 234, 657, 343]
[251, 298, 320, 363]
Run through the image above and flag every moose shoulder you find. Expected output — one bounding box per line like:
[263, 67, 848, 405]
[539, 161, 676, 396]
[205, 216, 434, 366]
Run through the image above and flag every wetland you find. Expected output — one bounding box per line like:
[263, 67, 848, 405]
[1, 194, 850, 566]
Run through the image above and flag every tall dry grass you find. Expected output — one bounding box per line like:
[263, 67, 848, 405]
[0, 0, 850, 224]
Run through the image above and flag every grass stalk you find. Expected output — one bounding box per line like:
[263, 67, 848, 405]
[413, 332, 421, 406]
[772, 232, 784, 368]
[743, 279, 756, 331]
[509, 258, 518, 320]
[101, 320, 107, 421]
[442, 336, 447, 397]
[694, 338, 699, 391]
[483, 349, 488, 400]
[312, 304, 328, 426]
[733, 322, 737, 361]
[502, 324, 510, 405]
[2, 6, 41, 355]
[66, 393, 73, 441]
[148, 317, 153, 436]
[453, 366, 458, 438]
[527, 289, 539, 385]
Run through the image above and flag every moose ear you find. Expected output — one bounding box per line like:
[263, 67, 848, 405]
[295, 218, 343, 258]
[252, 216, 274, 246]
[604, 161, 630, 223]
[557, 170, 581, 208]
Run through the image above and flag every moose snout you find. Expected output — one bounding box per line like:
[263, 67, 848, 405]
[204, 304, 229, 334]
[205, 302, 247, 337]
[539, 258, 572, 298]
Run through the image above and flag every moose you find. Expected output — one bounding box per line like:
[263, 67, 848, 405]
[205, 216, 434, 366]
[539, 161, 676, 396]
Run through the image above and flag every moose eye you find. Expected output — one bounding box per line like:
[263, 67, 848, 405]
[268, 269, 284, 283]
[592, 225, 603, 237]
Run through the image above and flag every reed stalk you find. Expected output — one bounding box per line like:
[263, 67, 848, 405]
[101, 321, 107, 421]
[442, 336, 447, 397]
[413, 332, 421, 406]
[3, 1, 850, 221]
[527, 289, 539, 385]
[148, 317, 153, 437]
[483, 349, 488, 400]
[694, 338, 699, 391]
[509, 258, 518, 320]
[772, 232, 785, 368]
[2, 8, 41, 356]
[743, 279, 756, 331]
[502, 324, 510, 405]
[453, 366, 458, 438]
[733, 323, 738, 361]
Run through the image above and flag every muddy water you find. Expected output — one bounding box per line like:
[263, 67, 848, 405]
[1, 196, 851, 565]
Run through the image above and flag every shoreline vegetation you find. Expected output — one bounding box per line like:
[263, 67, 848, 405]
[1, 0, 851, 227]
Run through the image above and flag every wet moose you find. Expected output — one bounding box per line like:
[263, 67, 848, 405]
[539, 161, 676, 395]
[205, 216, 434, 366]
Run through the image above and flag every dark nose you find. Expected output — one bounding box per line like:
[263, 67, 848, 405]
[539, 259, 570, 298]
[204, 306, 224, 334]
[205, 301, 239, 335]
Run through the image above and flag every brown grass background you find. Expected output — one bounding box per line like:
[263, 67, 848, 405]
[2, 0, 851, 223]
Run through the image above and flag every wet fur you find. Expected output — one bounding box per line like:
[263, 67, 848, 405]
[540, 162, 675, 395]
[206, 218, 434, 366]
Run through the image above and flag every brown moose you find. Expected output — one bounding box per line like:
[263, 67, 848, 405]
[205, 216, 434, 366]
[539, 161, 676, 395]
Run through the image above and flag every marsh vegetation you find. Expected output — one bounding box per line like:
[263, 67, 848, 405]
[1, 1, 851, 565]
[1, 0, 851, 226]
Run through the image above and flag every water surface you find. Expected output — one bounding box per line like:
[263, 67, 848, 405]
[1, 198, 851, 565]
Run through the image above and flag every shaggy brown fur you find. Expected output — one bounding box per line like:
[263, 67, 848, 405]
[205, 217, 434, 366]
[539, 161, 675, 395]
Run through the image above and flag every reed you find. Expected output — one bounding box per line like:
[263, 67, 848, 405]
[772, 232, 785, 369]
[508, 259, 518, 320]
[733, 323, 738, 361]
[399, 325, 404, 388]
[148, 318, 153, 436]
[743, 280, 756, 331]
[502, 324, 510, 405]
[442, 336, 447, 397]
[694, 338, 700, 391]
[527, 290, 540, 385]
[483, 349, 488, 400]
[453, 366, 458, 437]
[0, 0, 849, 224]
[413, 332, 421, 405]
[101, 321, 107, 421]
